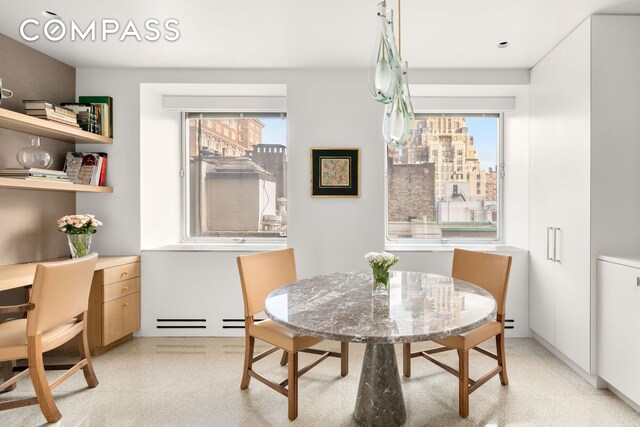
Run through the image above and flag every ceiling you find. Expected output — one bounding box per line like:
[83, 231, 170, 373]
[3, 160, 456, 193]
[0, 0, 639, 70]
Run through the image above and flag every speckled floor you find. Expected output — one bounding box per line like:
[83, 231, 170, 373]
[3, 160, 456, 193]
[1, 337, 639, 426]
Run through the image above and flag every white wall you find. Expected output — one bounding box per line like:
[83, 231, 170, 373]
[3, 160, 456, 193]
[76, 68, 530, 337]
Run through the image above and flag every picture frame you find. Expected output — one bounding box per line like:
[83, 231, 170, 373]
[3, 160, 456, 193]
[310, 148, 360, 198]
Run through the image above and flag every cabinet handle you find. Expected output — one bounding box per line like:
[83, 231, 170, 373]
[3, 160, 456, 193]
[553, 227, 560, 263]
[121, 270, 129, 277]
[122, 302, 128, 307]
[637, 277, 640, 287]
[122, 286, 129, 292]
[546, 227, 553, 261]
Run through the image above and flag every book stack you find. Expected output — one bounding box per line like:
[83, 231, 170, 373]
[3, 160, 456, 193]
[23, 100, 79, 128]
[78, 96, 113, 137]
[60, 103, 96, 133]
[0, 168, 72, 184]
[63, 152, 107, 186]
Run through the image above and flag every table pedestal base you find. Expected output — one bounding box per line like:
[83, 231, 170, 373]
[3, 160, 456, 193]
[354, 343, 406, 427]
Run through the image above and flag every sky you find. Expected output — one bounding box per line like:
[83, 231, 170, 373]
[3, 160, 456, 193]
[261, 117, 287, 146]
[465, 117, 498, 172]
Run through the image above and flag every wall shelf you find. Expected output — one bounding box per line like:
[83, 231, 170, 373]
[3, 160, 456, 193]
[0, 108, 112, 145]
[0, 177, 113, 193]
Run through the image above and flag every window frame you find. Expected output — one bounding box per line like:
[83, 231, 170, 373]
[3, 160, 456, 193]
[181, 111, 288, 246]
[384, 112, 505, 246]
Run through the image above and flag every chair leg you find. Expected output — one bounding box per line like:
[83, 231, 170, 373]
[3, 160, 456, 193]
[1, 360, 17, 393]
[403, 343, 411, 377]
[458, 349, 469, 418]
[280, 351, 288, 366]
[496, 333, 509, 385]
[77, 325, 99, 388]
[340, 342, 349, 377]
[28, 336, 62, 423]
[287, 351, 298, 421]
[241, 335, 255, 390]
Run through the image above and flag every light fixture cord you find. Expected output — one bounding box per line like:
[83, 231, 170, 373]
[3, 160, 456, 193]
[398, 0, 401, 57]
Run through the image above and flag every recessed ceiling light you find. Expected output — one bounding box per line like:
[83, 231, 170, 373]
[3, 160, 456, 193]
[41, 10, 58, 18]
[497, 41, 510, 48]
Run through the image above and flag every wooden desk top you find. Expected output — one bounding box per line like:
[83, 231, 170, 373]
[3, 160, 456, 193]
[0, 255, 141, 292]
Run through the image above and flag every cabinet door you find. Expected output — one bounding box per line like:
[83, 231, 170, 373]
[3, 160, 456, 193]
[103, 293, 141, 345]
[551, 21, 592, 373]
[529, 61, 560, 344]
[597, 261, 640, 404]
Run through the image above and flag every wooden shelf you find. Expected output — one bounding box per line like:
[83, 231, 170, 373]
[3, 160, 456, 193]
[0, 108, 112, 145]
[0, 177, 113, 193]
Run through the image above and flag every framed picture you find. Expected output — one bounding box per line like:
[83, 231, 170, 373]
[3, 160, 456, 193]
[310, 148, 360, 197]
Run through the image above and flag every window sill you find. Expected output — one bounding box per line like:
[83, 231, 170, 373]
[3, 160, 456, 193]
[385, 243, 527, 253]
[143, 242, 287, 252]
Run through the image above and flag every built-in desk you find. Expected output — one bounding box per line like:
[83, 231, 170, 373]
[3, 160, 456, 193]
[0, 256, 141, 355]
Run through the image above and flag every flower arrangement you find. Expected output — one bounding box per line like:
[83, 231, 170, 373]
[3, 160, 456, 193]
[57, 214, 102, 235]
[365, 251, 399, 294]
[57, 214, 102, 258]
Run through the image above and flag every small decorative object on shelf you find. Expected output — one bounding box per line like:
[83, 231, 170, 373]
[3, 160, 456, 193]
[365, 251, 399, 296]
[0, 78, 13, 106]
[57, 214, 102, 258]
[16, 137, 52, 169]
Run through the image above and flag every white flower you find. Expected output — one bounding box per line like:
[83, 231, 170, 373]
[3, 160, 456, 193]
[365, 251, 399, 269]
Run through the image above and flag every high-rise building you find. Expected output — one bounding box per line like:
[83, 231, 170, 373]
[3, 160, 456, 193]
[188, 118, 264, 157]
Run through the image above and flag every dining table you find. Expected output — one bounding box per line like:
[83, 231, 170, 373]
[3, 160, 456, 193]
[264, 270, 497, 427]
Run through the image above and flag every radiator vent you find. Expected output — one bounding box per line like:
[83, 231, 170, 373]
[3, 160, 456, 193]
[505, 319, 515, 330]
[222, 318, 265, 329]
[156, 318, 207, 329]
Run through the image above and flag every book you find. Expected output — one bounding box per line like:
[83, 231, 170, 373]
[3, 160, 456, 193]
[61, 103, 96, 133]
[79, 96, 113, 137]
[26, 109, 78, 124]
[25, 176, 72, 183]
[0, 168, 67, 177]
[64, 152, 107, 185]
[23, 101, 76, 118]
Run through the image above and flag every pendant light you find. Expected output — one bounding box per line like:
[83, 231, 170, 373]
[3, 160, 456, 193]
[369, 0, 414, 147]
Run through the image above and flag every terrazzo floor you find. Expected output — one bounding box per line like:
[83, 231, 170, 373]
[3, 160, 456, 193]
[1, 337, 639, 426]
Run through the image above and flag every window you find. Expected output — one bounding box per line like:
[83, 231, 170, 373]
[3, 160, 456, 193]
[183, 112, 288, 242]
[386, 113, 501, 243]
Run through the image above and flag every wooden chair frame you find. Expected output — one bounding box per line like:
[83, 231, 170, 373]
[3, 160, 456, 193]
[0, 255, 99, 423]
[237, 248, 348, 421]
[403, 249, 511, 418]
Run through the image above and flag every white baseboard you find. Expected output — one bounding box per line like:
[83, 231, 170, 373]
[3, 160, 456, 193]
[532, 332, 598, 387]
[602, 382, 640, 413]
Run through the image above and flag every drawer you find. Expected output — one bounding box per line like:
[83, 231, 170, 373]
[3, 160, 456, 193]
[103, 292, 141, 346]
[103, 262, 140, 285]
[103, 277, 140, 303]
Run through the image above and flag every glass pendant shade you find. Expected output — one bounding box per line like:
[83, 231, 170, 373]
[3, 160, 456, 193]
[16, 137, 51, 169]
[383, 62, 413, 148]
[368, 4, 400, 104]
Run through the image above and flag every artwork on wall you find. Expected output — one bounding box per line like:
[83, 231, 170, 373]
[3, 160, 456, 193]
[310, 148, 360, 197]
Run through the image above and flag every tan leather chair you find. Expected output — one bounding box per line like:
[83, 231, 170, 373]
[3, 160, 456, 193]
[0, 253, 99, 423]
[402, 249, 512, 418]
[237, 248, 348, 421]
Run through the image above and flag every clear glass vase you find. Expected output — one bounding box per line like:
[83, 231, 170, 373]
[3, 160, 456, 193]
[372, 270, 390, 296]
[67, 234, 92, 258]
[16, 137, 52, 169]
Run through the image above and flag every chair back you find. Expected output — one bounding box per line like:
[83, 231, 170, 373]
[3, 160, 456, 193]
[237, 248, 297, 317]
[27, 253, 98, 336]
[451, 249, 512, 318]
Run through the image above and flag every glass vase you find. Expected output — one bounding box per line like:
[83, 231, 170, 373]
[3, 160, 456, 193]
[67, 233, 92, 258]
[372, 270, 390, 296]
[16, 137, 52, 169]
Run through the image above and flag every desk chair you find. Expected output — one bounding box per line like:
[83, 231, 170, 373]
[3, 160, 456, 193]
[402, 249, 512, 417]
[237, 248, 348, 421]
[0, 253, 99, 423]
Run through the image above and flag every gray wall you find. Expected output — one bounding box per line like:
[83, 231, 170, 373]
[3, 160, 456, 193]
[0, 34, 76, 265]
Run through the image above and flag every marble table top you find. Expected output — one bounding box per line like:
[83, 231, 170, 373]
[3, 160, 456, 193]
[264, 271, 497, 344]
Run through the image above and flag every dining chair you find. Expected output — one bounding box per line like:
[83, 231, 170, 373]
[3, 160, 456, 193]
[402, 248, 512, 418]
[237, 248, 348, 421]
[0, 253, 99, 423]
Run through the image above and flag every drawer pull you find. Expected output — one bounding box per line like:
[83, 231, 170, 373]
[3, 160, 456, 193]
[122, 302, 129, 307]
[122, 286, 129, 292]
[121, 270, 129, 277]
[637, 277, 640, 287]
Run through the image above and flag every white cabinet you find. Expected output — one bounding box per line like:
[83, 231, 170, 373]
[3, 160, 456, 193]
[529, 18, 592, 373]
[597, 257, 640, 405]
